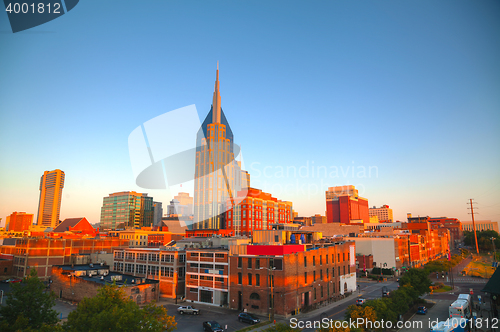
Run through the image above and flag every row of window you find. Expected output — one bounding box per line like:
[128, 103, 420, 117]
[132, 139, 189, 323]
[304, 253, 349, 267]
[114, 262, 185, 278]
[115, 251, 185, 262]
[237, 257, 283, 270]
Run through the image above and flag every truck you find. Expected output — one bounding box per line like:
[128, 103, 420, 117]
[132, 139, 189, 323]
[177, 305, 200, 315]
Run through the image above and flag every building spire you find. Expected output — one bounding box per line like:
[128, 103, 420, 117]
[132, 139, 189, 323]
[212, 62, 221, 123]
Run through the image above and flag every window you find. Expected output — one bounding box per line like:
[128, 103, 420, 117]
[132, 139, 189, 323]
[326, 268, 329, 279]
[238, 273, 242, 284]
[313, 271, 316, 281]
[190, 263, 199, 268]
[343, 253, 345, 262]
[338, 267, 340, 276]
[338, 253, 340, 262]
[248, 273, 252, 285]
[304, 257, 307, 267]
[190, 274, 198, 279]
[320, 255, 322, 266]
[215, 253, 225, 258]
[250, 293, 260, 300]
[313, 256, 316, 266]
[332, 254, 334, 264]
[215, 277, 224, 283]
[348, 265, 350, 274]
[321, 285, 324, 298]
[255, 259, 260, 269]
[273, 258, 283, 270]
[256, 274, 260, 286]
[190, 288, 198, 293]
[326, 254, 328, 265]
[238, 257, 242, 268]
[304, 272, 307, 283]
[248, 259, 252, 269]
[179, 254, 186, 263]
[343, 266, 345, 275]
[320, 269, 323, 280]
[314, 288, 317, 301]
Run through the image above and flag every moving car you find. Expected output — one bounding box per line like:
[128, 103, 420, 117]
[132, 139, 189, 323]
[238, 312, 260, 324]
[356, 298, 366, 306]
[417, 306, 427, 315]
[203, 321, 223, 332]
[177, 305, 199, 315]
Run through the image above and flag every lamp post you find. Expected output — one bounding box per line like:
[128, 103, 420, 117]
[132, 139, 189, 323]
[260, 264, 276, 322]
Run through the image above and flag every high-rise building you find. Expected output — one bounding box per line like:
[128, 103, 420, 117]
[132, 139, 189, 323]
[36, 169, 65, 228]
[369, 205, 394, 223]
[7, 212, 33, 232]
[193, 66, 247, 230]
[326, 185, 369, 224]
[99, 191, 154, 231]
[153, 201, 163, 226]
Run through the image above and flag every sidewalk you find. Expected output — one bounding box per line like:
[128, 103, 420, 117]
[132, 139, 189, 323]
[248, 290, 365, 332]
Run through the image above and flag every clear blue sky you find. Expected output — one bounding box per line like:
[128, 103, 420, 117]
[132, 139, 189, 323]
[1, 0, 499, 226]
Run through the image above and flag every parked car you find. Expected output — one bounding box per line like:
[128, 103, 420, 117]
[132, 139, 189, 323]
[203, 321, 223, 332]
[417, 306, 427, 315]
[238, 312, 260, 324]
[1, 278, 13, 283]
[9, 278, 22, 283]
[177, 305, 199, 315]
[356, 298, 366, 306]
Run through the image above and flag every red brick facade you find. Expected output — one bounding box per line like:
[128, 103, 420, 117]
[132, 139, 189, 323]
[229, 242, 355, 317]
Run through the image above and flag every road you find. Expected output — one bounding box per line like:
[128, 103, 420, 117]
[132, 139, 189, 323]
[400, 280, 490, 332]
[287, 280, 400, 332]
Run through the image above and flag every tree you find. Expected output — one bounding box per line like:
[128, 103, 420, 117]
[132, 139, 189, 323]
[344, 304, 376, 331]
[365, 298, 397, 326]
[63, 283, 176, 332]
[0, 269, 59, 332]
[399, 268, 431, 296]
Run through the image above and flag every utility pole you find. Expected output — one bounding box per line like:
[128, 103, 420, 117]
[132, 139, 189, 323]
[469, 199, 479, 254]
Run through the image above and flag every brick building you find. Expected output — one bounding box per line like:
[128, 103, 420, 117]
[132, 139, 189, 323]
[429, 217, 463, 248]
[0, 238, 129, 280]
[112, 247, 186, 299]
[51, 264, 159, 304]
[6, 212, 33, 232]
[224, 187, 293, 237]
[228, 240, 356, 317]
[326, 186, 369, 224]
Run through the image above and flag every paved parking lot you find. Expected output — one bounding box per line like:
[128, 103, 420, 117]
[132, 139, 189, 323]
[162, 302, 267, 332]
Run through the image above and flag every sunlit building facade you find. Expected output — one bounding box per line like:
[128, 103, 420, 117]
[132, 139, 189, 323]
[224, 188, 293, 237]
[99, 191, 154, 231]
[6, 212, 33, 232]
[369, 205, 393, 223]
[36, 169, 65, 228]
[326, 185, 369, 224]
[193, 66, 246, 230]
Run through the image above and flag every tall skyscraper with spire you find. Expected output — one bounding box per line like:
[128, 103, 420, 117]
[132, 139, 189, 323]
[36, 169, 65, 228]
[193, 65, 246, 230]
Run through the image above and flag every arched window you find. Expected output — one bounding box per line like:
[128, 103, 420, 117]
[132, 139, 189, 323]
[249, 293, 260, 300]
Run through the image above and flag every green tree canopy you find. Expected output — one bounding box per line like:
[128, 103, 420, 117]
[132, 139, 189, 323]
[399, 268, 431, 296]
[0, 269, 59, 332]
[63, 283, 176, 332]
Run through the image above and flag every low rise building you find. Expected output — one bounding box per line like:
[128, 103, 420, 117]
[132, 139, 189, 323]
[112, 247, 186, 300]
[51, 264, 159, 304]
[228, 229, 355, 317]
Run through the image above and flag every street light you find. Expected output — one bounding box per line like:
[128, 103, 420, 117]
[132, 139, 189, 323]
[260, 265, 276, 323]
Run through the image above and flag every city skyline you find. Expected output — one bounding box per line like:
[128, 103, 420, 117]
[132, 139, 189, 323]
[1, 1, 499, 226]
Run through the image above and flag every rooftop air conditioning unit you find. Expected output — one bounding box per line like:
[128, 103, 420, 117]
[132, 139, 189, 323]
[100, 276, 104, 280]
